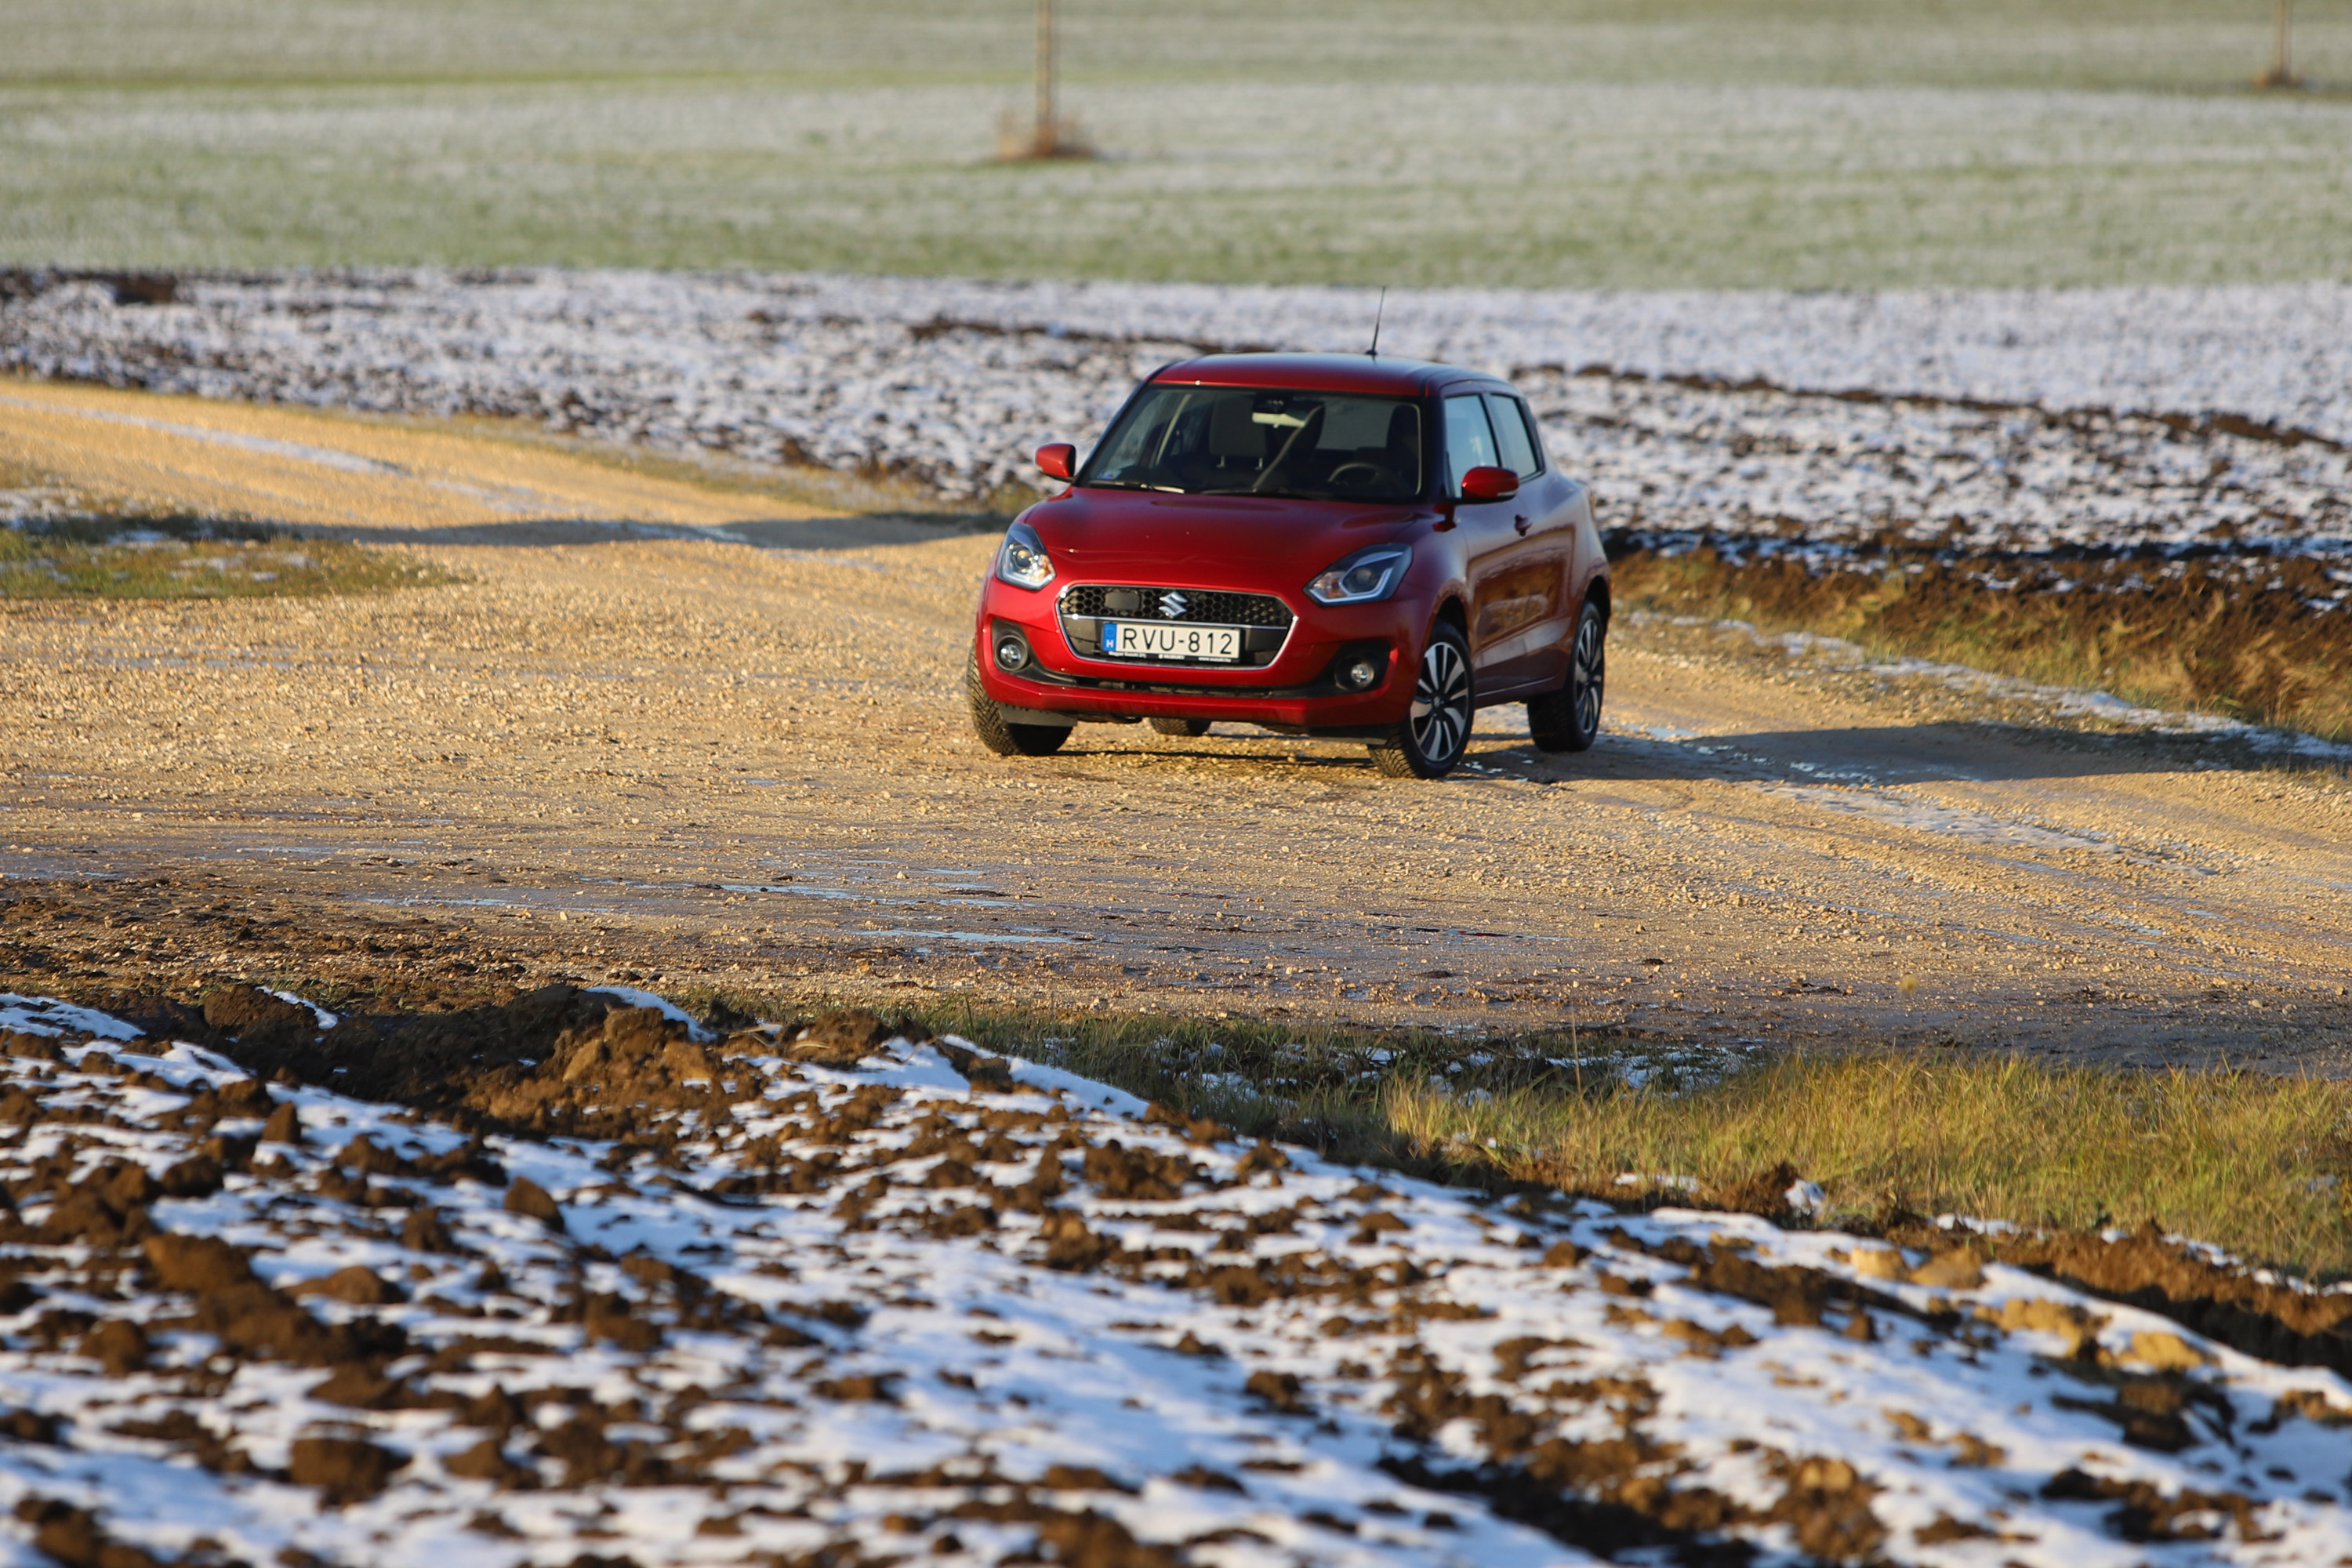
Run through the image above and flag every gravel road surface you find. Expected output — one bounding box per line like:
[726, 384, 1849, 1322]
[5, 380, 2348, 1064]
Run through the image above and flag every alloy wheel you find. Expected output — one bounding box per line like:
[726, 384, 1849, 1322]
[1410, 637, 1471, 762]
[1572, 610, 1606, 737]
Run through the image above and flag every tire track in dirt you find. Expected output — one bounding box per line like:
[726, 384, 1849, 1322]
[5, 381, 2349, 1065]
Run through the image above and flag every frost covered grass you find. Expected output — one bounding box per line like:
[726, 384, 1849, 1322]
[11, 270, 2352, 528]
[4, 0, 2351, 287]
[681, 989, 2352, 1279]
[13, 0, 2350, 93]
[1610, 543, 2352, 745]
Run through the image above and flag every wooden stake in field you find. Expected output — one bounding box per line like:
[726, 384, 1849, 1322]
[1036, 0, 1058, 152]
[1000, 0, 1091, 159]
[2258, 0, 2302, 89]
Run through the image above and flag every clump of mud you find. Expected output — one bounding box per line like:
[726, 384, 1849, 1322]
[155, 980, 621, 1110]
[1984, 1222, 2352, 1374]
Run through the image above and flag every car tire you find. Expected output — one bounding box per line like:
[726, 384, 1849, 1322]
[1367, 622, 1473, 779]
[1527, 601, 1606, 753]
[966, 647, 1071, 757]
[1148, 717, 1211, 738]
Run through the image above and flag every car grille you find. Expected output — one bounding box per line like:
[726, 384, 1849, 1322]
[1060, 586, 1294, 630]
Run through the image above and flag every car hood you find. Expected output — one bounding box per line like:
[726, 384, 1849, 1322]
[1025, 488, 1423, 586]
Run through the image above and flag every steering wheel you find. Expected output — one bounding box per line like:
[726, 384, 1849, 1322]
[1327, 461, 1395, 488]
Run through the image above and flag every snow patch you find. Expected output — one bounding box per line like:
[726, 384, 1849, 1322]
[0, 993, 143, 1040]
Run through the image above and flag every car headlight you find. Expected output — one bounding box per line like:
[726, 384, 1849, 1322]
[995, 521, 1056, 590]
[1305, 544, 1411, 606]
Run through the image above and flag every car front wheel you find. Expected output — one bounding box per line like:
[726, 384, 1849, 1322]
[1527, 601, 1606, 753]
[1368, 622, 1473, 779]
[966, 647, 1071, 757]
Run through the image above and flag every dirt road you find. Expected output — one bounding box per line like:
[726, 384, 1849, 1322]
[6, 379, 2349, 1064]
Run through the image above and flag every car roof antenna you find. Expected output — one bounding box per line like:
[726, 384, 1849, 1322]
[1366, 286, 1387, 358]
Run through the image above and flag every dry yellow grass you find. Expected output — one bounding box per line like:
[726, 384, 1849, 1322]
[1386, 1053, 2352, 1278]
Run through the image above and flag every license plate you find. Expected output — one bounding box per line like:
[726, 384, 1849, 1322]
[1102, 622, 1242, 662]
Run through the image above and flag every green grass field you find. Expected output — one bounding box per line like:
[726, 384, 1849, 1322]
[4, 1, 2348, 287]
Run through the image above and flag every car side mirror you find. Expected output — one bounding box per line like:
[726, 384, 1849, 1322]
[1458, 465, 1519, 503]
[1035, 443, 1077, 481]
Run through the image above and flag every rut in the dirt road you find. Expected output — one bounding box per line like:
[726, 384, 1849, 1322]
[2, 986, 2351, 1566]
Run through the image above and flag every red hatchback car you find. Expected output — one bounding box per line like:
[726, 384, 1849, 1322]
[967, 353, 1608, 779]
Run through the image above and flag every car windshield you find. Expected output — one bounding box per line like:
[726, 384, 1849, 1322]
[1080, 385, 1425, 503]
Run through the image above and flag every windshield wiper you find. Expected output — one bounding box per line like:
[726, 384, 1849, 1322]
[1085, 479, 1185, 492]
[1201, 486, 1332, 502]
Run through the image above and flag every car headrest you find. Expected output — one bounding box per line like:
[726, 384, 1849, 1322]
[1207, 396, 1265, 459]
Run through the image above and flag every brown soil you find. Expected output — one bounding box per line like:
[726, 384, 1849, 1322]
[1983, 1223, 2352, 1375]
[288, 1436, 408, 1506]
[15, 1497, 177, 1568]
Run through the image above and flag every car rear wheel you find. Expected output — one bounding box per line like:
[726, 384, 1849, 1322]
[966, 647, 1071, 757]
[1368, 622, 1472, 779]
[1148, 717, 1211, 738]
[1527, 601, 1606, 753]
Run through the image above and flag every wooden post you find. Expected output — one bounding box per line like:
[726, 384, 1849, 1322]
[2260, 0, 2299, 88]
[1035, 0, 1057, 155]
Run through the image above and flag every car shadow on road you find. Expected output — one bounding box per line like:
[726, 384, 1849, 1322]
[1053, 742, 1377, 771]
[1039, 720, 2290, 786]
[1487, 720, 2291, 787]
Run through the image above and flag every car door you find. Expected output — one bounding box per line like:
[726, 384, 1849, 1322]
[1442, 390, 1548, 695]
[1483, 391, 1574, 688]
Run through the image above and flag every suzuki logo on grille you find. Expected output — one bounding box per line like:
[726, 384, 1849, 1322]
[1159, 591, 1189, 619]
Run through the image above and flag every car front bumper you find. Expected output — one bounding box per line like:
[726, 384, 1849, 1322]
[973, 578, 1419, 733]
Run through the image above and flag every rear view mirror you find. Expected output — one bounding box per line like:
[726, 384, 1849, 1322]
[1459, 465, 1519, 503]
[1035, 443, 1076, 481]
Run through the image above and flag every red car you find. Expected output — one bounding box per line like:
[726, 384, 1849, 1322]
[967, 353, 1608, 779]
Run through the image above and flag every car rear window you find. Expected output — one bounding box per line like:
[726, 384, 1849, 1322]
[1442, 394, 1498, 495]
[1485, 393, 1542, 479]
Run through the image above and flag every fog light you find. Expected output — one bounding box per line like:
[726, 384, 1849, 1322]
[994, 633, 1030, 672]
[1345, 658, 1381, 690]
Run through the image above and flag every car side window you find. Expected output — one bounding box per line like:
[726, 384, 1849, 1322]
[1484, 394, 1542, 480]
[1442, 394, 1497, 496]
